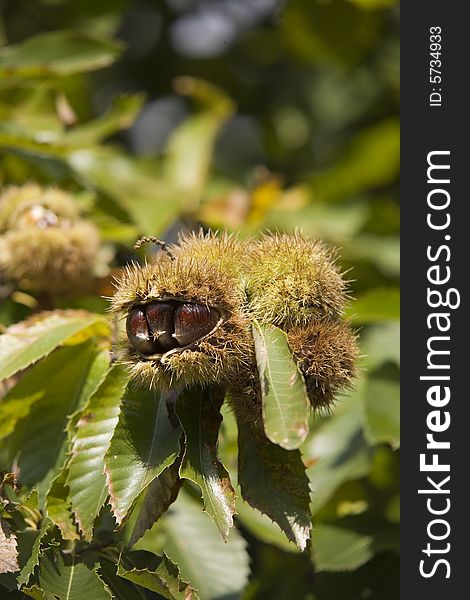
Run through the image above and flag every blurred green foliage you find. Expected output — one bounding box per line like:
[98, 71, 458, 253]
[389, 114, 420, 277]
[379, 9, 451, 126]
[0, 0, 399, 598]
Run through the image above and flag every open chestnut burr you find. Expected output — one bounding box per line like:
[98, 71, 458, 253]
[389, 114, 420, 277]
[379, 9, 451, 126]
[126, 300, 220, 356]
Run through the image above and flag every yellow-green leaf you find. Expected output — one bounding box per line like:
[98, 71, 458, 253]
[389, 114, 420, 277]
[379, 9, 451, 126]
[0, 30, 122, 80]
[66, 364, 128, 539]
[252, 322, 309, 450]
[0, 310, 109, 382]
[105, 387, 181, 525]
[176, 388, 236, 541]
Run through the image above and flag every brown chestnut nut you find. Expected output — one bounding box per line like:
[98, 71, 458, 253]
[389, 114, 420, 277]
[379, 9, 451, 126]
[126, 307, 158, 355]
[174, 303, 219, 346]
[146, 301, 178, 351]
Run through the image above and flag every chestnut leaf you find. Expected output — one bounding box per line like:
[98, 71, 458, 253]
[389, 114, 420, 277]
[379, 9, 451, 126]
[117, 549, 198, 600]
[176, 387, 236, 541]
[37, 549, 112, 600]
[65, 364, 129, 539]
[0, 309, 110, 383]
[237, 420, 311, 550]
[128, 461, 182, 548]
[162, 489, 250, 600]
[8, 342, 107, 494]
[104, 387, 182, 525]
[252, 321, 310, 450]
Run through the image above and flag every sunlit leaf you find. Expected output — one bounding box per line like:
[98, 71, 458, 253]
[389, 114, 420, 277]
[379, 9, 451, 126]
[0, 94, 144, 157]
[237, 422, 311, 550]
[235, 498, 299, 553]
[163, 489, 250, 600]
[0, 30, 122, 79]
[363, 373, 399, 448]
[306, 389, 372, 514]
[118, 549, 198, 600]
[0, 310, 109, 383]
[252, 322, 309, 450]
[312, 119, 400, 201]
[265, 201, 369, 243]
[67, 147, 182, 235]
[176, 388, 236, 540]
[361, 323, 400, 370]
[350, 0, 397, 9]
[22, 584, 46, 599]
[8, 342, 107, 494]
[64, 94, 145, 146]
[349, 235, 400, 276]
[66, 364, 128, 539]
[105, 387, 181, 525]
[345, 288, 400, 324]
[313, 524, 374, 572]
[166, 78, 234, 205]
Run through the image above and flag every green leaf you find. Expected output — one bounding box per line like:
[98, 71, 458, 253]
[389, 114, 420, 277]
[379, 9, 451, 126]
[351, 0, 397, 9]
[129, 462, 182, 547]
[312, 119, 400, 201]
[67, 147, 183, 235]
[8, 342, 107, 493]
[166, 78, 234, 204]
[0, 95, 144, 154]
[176, 388, 236, 541]
[237, 422, 311, 550]
[313, 524, 374, 572]
[345, 288, 400, 324]
[363, 374, 400, 448]
[63, 94, 145, 146]
[266, 200, 369, 243]
[118, 549, 198, 600]
[361, 323, 400, 370]
[0, 30, 122, 79]
[0, 519, 18, 574]
[22, 585, 46, 600]
[282, 0, 380, 66]
[66, 364, 128, 539]
[349, 235, 400, 277]
[252, 322, 310, 450]
[45, 469, 78, 541]
[99, 558, 150, 600]
[0, 309, 109, 383]
[235, 498, 299, 553]
[163, 488, 250, 600]
[17, 518, 50, 588]
[105, 387, 181, 525]
[306, 389, 372, 514]
[38, 549, 112, 600]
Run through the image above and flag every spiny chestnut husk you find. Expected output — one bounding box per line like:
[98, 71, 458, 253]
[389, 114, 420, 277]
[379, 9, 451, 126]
[227, 317, 358, 430]
[287, 318, 359, 411]
[0, 184, 101, 294]
[111, 231, 252, 389]
[243, 231, 356, 412]
[112, 230, 358, 414]
[245, 231, 348, 327]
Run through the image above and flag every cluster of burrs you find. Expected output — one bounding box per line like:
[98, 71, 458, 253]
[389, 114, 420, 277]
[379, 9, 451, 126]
[0, 184, 101, 294]
[111, 230, 359, 421]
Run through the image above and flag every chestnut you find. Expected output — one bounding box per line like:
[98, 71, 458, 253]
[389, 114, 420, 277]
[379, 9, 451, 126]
[146, 301, 178, 351]
[126, 307, 158, 355]
[174, 303, 219, 346]
[19, 205, 60, 229]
